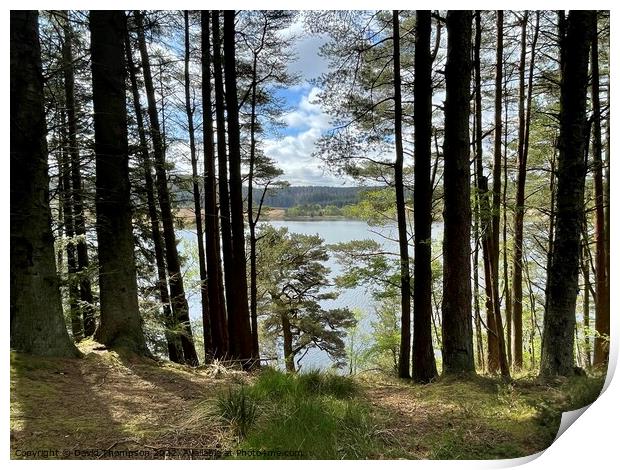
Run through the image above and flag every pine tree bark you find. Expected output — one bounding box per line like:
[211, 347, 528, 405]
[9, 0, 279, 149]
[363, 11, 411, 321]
[474, 12, 509, 378]
[393, 10, 412, 379]
[248, 53, 261, 360]
[201, 10, 228, 360]
[412, 10, 438, 383]
[491, 10, 503, 306]
[90, 10, 148, 354]
[223, 10, 254, 367]
[59, 107, 82, 341]
[62, 11, 95, 337]
[591, 18, 610, 367]
[10, 11, 79, 357]
[212, 11, 238, 359]
[441, 10, 475, 375]
[184, 11, 212, 360]
[511, 12, 539, 369]
[541, 10, 595, 377]
[134, 10, 198, 365]
[475, 12, 499, 374]
[125, 30, 183, 363]
[281, 311, 295, 373]
[581, 243, 592, 367]
[502, 64, 513, 368]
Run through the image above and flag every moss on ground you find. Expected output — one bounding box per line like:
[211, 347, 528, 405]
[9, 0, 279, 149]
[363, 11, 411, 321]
[10, 348, 605, 460]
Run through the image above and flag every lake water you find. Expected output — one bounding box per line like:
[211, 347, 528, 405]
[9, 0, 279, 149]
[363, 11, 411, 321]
[178, 220, 440, 371]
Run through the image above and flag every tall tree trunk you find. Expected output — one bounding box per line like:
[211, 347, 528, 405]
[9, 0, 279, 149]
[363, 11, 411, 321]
[184, 11, 212, 361]
[474, 12, 509, 378]
[10, 11, 79, 357]
[248, 53, 261, 360]
[441, 10, 475, 375]
[541, 10, 595, 377]
[491, 10, 504, 369]
[134, 10, 198, 365]
[473, 233, 485, 371]
[581, 243, 592, 368]
[223, 10, 254, 367]
[125, 30, 183, 363]
[591, 18, 609, 367]
[62, 11, 95, 337]
[212, 11, 237, 360]
[393, 10, 411, 379]
[502, 63, 513, 368]
[474, 12, 498, 374]
[90, 11, 148, 354]
[60, 107, 82, 341]
[491, 10, 503, 301]
[201, 10, 228, 360]
[511, 12, 539, 369]
[544, 143, 557, 327]
[511, 12, 528, 369]
[281, 311, 295, 373]
[412, 10, 438, 383]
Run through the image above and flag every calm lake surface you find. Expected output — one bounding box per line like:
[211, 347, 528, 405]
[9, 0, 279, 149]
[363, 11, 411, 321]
[179, 220, 441, 371]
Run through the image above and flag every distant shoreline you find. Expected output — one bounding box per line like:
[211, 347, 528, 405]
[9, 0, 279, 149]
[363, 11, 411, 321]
[176, 207, 360, 224]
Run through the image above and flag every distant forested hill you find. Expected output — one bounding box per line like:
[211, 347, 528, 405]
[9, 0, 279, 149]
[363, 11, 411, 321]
[171, 176, 372, 208]
[253, 186, 367, 208]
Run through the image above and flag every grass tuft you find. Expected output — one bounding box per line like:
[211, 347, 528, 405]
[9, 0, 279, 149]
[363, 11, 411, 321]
[216, 386, 258, 438]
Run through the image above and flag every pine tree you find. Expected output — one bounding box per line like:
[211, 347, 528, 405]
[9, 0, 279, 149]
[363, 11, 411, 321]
[441, 10, 475, 375]
[90, 10, 148, 354]
[10, 10, 79, 357]
[541, 10, 596, 377]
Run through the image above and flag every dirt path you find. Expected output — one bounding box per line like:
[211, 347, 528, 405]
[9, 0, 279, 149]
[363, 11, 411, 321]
[10, 343, 240, 459]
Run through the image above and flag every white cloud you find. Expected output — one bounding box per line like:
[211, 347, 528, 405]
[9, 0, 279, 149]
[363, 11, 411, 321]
[282, 87, 330, 131]
[264, 87, 351, 186]
[280, 17, 330, 83]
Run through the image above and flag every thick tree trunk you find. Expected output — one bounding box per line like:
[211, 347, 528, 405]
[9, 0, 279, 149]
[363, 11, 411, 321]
[591, 19, 610, 367]
[441, 11, 475, 375]
[393, 10, 411, 380]
[62, 11, 95, 337]
[90, 11, 148, 354]
[134, 10, 198, 365]
[10, 10, 79, 357]
[223, 10, 254, 367]
[541, 10, 595, 377]
[201, 11, 228, 360]
[125, 30, 183, 363]
[212, 11, 237, 359]
[184, 11, 212, 361]
[412, 10, 438, 383]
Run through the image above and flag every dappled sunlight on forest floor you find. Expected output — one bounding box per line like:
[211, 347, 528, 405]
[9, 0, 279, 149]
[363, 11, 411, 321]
[10, 342, 604, 460]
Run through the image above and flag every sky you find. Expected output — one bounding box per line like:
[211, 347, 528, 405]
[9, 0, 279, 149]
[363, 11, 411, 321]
[260, 20, 351, 187]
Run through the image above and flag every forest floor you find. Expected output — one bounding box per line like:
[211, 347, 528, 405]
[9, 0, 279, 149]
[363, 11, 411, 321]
[10, 342, 604, 460]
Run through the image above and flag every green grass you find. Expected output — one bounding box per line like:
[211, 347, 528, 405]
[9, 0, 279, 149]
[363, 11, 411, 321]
[212, 368, 376, 459]
[12, 349, 607, 460]
[206, 367, 607, 460]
